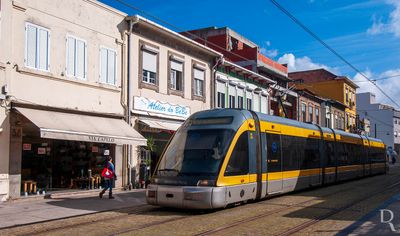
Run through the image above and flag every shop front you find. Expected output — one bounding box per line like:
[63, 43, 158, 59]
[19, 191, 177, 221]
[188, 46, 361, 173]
[10, 107, 147, 197]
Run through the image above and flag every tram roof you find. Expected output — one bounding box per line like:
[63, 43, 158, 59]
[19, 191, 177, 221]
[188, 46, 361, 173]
[189, 109, 384, 145]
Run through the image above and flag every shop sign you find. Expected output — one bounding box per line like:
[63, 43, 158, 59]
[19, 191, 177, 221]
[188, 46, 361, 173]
[134, 97, 190, 118]
[104, 150, 110, 156]
[37, 147, 46, 155]
[23, 143, 32, 151]
[88, 135, 115, 143]
[92, 146, 99, 153]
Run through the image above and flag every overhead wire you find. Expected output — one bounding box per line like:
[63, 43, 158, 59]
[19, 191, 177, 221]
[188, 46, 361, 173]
[269, 0, 400, 109]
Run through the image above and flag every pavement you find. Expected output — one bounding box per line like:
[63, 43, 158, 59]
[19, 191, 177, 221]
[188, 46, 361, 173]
[338, 163, 400, 236]
[0, 189, 146, 229]
[339, 193, 400, 235]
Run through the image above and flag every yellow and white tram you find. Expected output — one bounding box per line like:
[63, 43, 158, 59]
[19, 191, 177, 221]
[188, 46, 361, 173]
[146, 109, 387, 209]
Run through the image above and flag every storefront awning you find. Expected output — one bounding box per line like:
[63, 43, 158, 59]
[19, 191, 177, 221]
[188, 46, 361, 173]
[16, 107, 147, 146]
[139, 118, 182, 131]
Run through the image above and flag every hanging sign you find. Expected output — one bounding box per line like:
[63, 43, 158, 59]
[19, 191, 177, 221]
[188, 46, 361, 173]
[133, 97, 190, 118]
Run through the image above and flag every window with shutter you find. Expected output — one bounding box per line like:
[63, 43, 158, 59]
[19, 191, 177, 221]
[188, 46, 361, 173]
[26, 25, 37, 68]
[76, 39, 86, 79]
[142, 50, 157, 84]
[99, 47, 117, 85]
[193, 67, 205, 97]
[25, 23, 49, 71]
[38, 29, 49, 71]
[253, 93, 260, 112]
[261, 95, 268, 114]
[66, 36, 87, 80]
[170, 59, 183, 91]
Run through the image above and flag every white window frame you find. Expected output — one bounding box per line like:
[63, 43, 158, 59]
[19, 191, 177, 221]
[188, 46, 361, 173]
[24, 22, 50, 72]
[193, 67, 205, 97]
[170, 60, 183, 91]
[66, 35, 87, 80]
[99, 46, 117, 86]
[142, 49, 158, 85]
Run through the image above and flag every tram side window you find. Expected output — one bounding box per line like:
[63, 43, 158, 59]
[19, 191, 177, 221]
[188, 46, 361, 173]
[337, 142, 348, 166]
[346, 144, 354, 165]
[266, 133, 281, 172]
[325, 142, 335, 167]
[353, 144, 362, 165]
[301, 138, 320, 169]
[282, 135, 299, 171]
[370, 147, 384, 163]
[225, 132, 249, 176]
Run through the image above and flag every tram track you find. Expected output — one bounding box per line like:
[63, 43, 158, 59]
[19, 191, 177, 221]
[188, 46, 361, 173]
[101, 181, 365, 236]
[6, 173, 396, 236]
[275, 180, 400, 236]
[193, 178, 400, 236]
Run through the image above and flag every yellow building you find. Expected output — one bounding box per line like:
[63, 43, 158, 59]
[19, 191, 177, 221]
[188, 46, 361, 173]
[289, 69, 359, 133]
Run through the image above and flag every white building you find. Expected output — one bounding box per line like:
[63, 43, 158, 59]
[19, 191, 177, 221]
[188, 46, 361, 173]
[0, 0, 147, 201]
[357, 92, 400, 153]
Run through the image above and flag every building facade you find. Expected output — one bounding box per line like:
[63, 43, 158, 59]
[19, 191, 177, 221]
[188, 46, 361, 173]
[181, 27, 298, 119]
[126, 16, 221, 176]
[357, 92, 400, 153]
[321, 100, 346, 130]
[0, 0, 147, 201]
[215, 60, 275, 112]
[295, 89, 323, 125]
[289, 69, 358, 133]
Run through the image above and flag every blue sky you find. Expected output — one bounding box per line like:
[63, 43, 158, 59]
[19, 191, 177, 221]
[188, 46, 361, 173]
[100, 0, 400, 108]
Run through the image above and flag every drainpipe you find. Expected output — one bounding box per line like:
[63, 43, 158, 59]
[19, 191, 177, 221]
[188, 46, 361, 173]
[127, 17, 139, 190]
[211, 56, 224, 108]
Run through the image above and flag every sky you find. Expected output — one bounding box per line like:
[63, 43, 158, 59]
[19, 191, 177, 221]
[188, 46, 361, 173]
[100, 0, 400, 108]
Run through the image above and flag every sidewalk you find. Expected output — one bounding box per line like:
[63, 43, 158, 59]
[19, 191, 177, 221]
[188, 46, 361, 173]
[0, 189, 146, 229]
[338, 163, 400, 235]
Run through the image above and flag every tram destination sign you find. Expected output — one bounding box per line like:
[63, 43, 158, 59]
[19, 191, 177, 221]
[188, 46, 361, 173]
[133, 96, 190, 118]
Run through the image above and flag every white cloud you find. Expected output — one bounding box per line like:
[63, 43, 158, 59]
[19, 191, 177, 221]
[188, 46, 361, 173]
[259, 41, 278, 58]
[353, 69, 400, 108]
[277, 53, 337, 73]
[367, 15, 386, 35]
[388, 0, 400, 37]
[367, 1, 400, 37]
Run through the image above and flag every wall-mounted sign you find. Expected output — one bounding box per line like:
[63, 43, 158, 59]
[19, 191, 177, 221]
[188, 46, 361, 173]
[104, 150, 110, 156]
[134, 97, 190, 118]
[92, 146, 99, 153]
[37, 147, 46, 155]
[23, 144, 32, 151]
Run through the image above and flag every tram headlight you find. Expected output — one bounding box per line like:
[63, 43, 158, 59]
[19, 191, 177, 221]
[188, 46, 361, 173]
[197, 180, 215, 187]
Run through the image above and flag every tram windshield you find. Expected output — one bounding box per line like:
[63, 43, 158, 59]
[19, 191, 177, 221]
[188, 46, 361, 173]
[157, 128, 234, 176]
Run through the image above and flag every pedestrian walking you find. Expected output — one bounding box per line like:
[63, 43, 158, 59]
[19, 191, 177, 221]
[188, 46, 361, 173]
[99, 156, 116, 199]
[391, 151, 397, 165]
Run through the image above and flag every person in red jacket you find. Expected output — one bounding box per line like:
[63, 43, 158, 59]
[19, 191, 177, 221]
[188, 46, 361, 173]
[99, 156, 116, 199]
